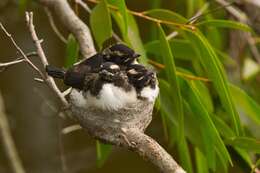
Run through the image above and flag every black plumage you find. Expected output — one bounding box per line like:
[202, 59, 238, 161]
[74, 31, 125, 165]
[127, 64, 157, 94]
[102, 44, 140, 66]
[46, 43, 156, 100]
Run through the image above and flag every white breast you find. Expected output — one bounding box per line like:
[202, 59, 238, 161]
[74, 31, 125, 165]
[70, 83, 159, 110]
[140, 85, 159, 102]
[70, 84, 137, 111]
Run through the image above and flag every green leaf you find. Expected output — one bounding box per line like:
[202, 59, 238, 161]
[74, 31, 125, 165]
[65, 34, 79, 67]
[145, 39, 196, 61]
[225, 137, 260, 153]
[158, 25, 193, 172]
[212, 115, 235, 138]
[184, 29, 243, 136]
[143, 9, 188, 24]
[230, 84, 260, 125]
[196, 19, 252, 32]
[234, 147, 253, 167]
[90, 0, 112, 49]
[213, 116, 253, 167]
[158, 24, 184, 143]
[118, 0, 128, 37]
[107, 0, 128, 37]
[195, 148, 208, 173]
[96, 140, 113, 167]
[184, 80, 232, 168]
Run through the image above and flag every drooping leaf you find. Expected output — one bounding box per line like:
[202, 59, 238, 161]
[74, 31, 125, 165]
[184, 80, 232, 168]
[145, 39, 196, 61]
[65, 34, 79, 67]
[196, 19, 252, 32]
[213, 113, 253, 167]
[225, 137, 260, 153]
[183, 29, 243, 136]
[158, 25, 193, 172]
[230, 84, 260, 125]
[158, 24, 184, 141]
[143, 9, 188, 24]
[195, 148, 208, 173]
[96, 140, 113, 168]
[90, 0, 112, 49]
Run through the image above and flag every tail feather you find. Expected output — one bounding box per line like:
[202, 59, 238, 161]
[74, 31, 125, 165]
[46, 65, 65, 79]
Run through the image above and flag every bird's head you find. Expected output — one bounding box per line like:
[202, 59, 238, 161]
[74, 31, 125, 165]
[102, 44, 140, 66]
[99, 62, 121, 82]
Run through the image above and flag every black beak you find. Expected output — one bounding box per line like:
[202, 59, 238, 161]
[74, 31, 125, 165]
[133, 53, 141, 58]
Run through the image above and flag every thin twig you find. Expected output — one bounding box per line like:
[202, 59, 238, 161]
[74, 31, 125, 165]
[0, 93, 26, 173]
[0, 23, 45, 78]
[0, 59, 25, 69]
[166, 3, 209, 40]
[188, 2, 210, 24]
[25, 12, 69, 107]
[85, 0, 195, 30]
[0, 52, 38, 72]
[62, 124, 82, 134]
[44, 7, 67, 43]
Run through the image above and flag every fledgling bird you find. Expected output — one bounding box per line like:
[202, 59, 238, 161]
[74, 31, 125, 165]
[46, 43, 159, 110]
[126, 64, 159, 102]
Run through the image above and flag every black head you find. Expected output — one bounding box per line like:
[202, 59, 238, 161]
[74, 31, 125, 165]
[103, 44, 140, 65]
[127, 64, 157, 91]
[99, 62, 121, 82]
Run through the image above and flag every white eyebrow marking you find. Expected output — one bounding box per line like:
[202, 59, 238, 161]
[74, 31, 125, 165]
[127, 69, 138, 75]
[110, 64, 120, 69]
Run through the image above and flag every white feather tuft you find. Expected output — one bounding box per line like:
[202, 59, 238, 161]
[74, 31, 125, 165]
[140, 85, 159, 102]
[70, 89, 87, 108]
[83, 84, 137, 110]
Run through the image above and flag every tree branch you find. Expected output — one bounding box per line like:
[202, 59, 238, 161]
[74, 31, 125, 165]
[0, 92, 26, 173]
[124, 129, 185, 173]
[38, 0, 96, 58]
[25, 12, 69, 108]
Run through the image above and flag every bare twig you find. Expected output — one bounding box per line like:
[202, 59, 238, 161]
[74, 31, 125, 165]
[62, 124, 82, 134]
[188, 2, 209, 24]
[0, 92, 26, 173]
[166, 3, 209, 40]
[0, 59, 25, 70]
[25, 12, 69, 108]
[44, 7, 67, 43]
[0, 23, 45, 78]
[0, 52, 38, 72]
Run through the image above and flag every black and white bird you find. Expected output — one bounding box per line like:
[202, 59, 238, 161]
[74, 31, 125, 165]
[46, 43, 159, 110]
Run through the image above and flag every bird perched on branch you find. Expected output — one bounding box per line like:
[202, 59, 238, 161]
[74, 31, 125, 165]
[46, 43, 159, 110]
